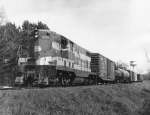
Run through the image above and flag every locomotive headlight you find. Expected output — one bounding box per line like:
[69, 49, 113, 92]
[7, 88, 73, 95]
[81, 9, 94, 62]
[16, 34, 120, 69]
[34, 46, 42, 52]
[34, 29, 39, 38]
[35, 34, 38, 38]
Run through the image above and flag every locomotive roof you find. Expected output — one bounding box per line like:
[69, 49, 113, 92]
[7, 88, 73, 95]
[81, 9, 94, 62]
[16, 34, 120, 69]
[37, 29, 91, 55]
[37, 29, 117, 61]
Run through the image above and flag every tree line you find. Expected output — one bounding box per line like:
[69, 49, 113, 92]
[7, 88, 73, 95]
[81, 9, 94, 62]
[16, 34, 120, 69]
[0, 20, 49, 85]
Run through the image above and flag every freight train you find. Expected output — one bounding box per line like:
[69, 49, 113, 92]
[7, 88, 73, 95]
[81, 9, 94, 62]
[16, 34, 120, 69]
[15, 29, 143, 86]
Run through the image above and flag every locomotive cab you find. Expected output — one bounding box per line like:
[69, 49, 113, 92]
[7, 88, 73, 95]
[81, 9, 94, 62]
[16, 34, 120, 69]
[15, 72, 24, 86]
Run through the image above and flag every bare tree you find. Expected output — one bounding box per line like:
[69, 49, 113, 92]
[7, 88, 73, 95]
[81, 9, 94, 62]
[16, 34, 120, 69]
[116, 60, 129, 70]
[144, 49, 150, 63]
[0, 7, 6, 25]
[143, 48, 150, 80]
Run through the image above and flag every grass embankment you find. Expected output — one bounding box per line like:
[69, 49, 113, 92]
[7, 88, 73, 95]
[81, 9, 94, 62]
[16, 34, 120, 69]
[0, 81, 150, 115]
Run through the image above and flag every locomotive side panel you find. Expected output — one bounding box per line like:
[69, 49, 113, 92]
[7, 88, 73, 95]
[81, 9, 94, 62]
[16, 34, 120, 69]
[36, 30, 92, 72]
[35, 30, 92, 79]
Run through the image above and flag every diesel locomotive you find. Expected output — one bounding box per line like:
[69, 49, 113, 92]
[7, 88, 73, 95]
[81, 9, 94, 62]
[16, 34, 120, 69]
[15, 29, 143, 86]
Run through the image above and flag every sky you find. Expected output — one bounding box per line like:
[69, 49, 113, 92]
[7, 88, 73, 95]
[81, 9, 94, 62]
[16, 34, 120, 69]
[0, 0, 150, 73]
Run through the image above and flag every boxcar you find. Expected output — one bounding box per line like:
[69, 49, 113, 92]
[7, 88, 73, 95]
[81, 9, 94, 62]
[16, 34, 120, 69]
[107, 58, 115, 82]
[90, 53, 115, 83]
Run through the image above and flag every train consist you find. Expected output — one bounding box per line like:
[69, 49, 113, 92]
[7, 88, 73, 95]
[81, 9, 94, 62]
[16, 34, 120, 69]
[15, 29, 143, 86]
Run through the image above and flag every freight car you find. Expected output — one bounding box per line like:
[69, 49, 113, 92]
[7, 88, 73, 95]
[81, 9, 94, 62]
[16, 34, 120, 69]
[115, 68, 130, 83]
[137, 74, 143, 82]
[127, 70, 143, 82]
[90, 53, 115, 83]
[15, 29, 97, 86]
[114, 68, 143, 83]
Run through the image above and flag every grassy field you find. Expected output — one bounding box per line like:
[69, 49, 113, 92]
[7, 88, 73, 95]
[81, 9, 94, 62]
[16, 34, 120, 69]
[0, 81, 150, 115]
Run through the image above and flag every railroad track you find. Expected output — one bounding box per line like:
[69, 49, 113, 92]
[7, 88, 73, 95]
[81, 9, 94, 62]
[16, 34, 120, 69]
[0, 82, 141, 90]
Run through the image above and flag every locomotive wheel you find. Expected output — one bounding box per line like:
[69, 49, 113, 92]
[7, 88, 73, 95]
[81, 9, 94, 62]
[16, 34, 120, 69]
[61, 76, 70, 86]
[57, 71, 75, 86]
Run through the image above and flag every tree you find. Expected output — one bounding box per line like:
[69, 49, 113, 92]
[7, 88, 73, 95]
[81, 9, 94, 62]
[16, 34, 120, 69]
[0, 22, 20, 85]
[20, 20, 49, 57]
[37, 21, 49, 29]
[0, 20, 50, 85]
[116, 60, 129, 70]
[22, 20, 49, 31]
[0, 7, 6, 25]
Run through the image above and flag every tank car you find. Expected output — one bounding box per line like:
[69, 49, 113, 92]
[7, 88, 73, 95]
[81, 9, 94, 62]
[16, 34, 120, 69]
[115, 68, 130, 83]
[128, 70, 137, 82]
[137, 74, 143, 82]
